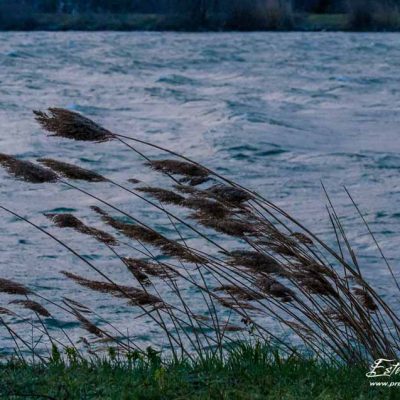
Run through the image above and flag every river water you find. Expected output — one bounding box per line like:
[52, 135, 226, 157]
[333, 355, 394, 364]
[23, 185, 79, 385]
[0, 32, 399, 353]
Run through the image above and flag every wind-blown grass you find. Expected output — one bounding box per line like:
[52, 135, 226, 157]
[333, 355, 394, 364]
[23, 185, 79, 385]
[0, 108, 398, 368]
[0, 343, 394, 400]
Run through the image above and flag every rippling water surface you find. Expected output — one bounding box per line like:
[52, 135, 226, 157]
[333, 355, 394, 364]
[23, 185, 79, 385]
[0, 32, 399, 352]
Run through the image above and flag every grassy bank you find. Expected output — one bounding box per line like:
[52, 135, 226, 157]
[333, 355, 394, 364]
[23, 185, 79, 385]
[0, 344, 393, 399]
[0, 12, 399, 31]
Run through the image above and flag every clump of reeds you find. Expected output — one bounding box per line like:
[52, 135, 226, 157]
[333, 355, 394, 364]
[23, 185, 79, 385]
[0, 107, 398, 365]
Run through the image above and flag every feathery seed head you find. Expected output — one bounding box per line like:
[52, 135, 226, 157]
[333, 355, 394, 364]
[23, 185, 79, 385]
[0, 154, 59, 183]
[38, 158, 106, 182]
[34, 108, 114, 142]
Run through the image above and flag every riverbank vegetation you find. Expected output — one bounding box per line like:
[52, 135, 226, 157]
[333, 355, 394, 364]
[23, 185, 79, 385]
[0, 0, 400, 31]
[0, 108, 399, 397]
[0, 344, 393, 399]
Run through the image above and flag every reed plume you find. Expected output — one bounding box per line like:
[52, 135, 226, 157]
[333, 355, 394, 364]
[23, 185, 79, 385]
[33, 108, 113, 142]
[122, 258, 177, 280]
[92, 206, 206, 264]
[10, 300, 51, 318]
[256, 277, 295, 303]
[0, 154, 58, 183]
[146, 159, 209, 182]
[0, 278, 32, 296]
[72, 309, 104, 337]
[62, 271, 165, 308]
[0, 307, 15, 316]
[205, 184, 253, 205]
[353, 288, 378, 312]
[46, 213, 117, 245]
[38, 158, 106, 182]
[213, 285, 265, 301]
[226, 250, 283, 274]
[136, 187, 185, 205]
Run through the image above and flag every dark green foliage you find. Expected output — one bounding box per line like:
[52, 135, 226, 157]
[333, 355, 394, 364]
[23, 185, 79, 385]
[0, 344, 394, 399]
[1, 0, 400, 31]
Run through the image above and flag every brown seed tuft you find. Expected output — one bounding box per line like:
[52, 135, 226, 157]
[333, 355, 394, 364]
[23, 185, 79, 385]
[10, 300, 51, 317]
[146, 159, 209, 179]
[0, 278, 32, 296]
[183, 197, 229, 219]
[214, 284, 265, 301]
[191, 213, 257, 237]
[179, 176, 210, 186]
[296, 275, 338, 298]
[137, 187, 185, 205]
[63, 297, 92, 313]
[72, 308, 103, 337]
[46, 213, 117, 245]
[0, 154, 59, 184]
[0, 307, 15, 316]
[38, 158, 106, 182]
[256, 277, 294, 302]
[62, 271, 164, 307]
[122, 258, 177, 280]
[217, 297, 262, 312]
[353, 287, 378, 312]
[34, 108, 113, 142]
[227, 250, 283, 274]
[92, 206, 206, 264]
[205, 184, 253, 205]
[290, 232, 313, 246]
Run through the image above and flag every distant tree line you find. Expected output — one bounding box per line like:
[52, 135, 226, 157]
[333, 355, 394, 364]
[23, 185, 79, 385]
[1, 0, 400, 30]
[0, 0, 397, 14]
[1, 0, 400, 14]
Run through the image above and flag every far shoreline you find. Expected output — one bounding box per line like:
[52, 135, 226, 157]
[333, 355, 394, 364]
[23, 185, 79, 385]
[1, 13, 400, 33]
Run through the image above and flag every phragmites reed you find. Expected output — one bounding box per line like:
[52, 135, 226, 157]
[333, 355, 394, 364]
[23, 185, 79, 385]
[0, 307, 15, 316]
[33, 108, 114, 142]
[91, 206, 207, 264]
[10, 300, 51, 318]
[204, 184, 253, 205]
[46, 213, 117, 245]
[38, 158, 106, 182]
[61, 271, 165, 308]
[256, 277, 295, 303]
[0, 154, 59, 183]
[213, 285, 265, 301]
[353, 288, 378, 312]
[122, 258, 177, 280]
[72, 308, 104, 337]
[0, 278, 32, 296]
[226, 250, 283, 274]
[146, 159, 209, 182]
[0, 107, 397, 364]
[136, 187, 185, 206]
